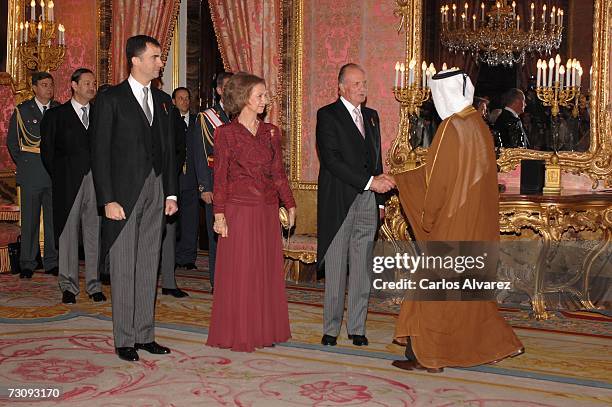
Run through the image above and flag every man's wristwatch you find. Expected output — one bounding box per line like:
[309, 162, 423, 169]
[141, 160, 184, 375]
[198, 185, 205, 192]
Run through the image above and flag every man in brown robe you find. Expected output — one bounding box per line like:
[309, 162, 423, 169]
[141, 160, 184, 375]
[392, 69, 523, 373]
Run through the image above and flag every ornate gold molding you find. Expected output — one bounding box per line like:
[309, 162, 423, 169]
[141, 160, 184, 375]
[389, 0, 612, 188]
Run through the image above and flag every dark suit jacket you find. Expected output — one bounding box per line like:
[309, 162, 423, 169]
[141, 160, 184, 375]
[316, 99, 384, 270]
[494, 109, 529, 148]
[177, 112, 197, 191]
[90, 80, 177, 255]
[192, 103, 230, 192]
[40, 101, 94, 244]
[6, 98, 59, 188]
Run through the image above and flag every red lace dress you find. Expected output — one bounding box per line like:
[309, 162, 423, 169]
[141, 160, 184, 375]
[206, 120, 296, 352]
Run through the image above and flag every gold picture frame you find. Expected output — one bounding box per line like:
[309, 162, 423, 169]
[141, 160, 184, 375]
[393, 0, 612, 188]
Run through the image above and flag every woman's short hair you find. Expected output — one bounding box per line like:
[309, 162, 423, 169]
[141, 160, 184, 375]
[223, 72, 266, 118]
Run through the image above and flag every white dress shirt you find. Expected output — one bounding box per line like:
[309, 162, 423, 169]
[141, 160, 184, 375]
[504, 106, 520, 118]
[70, 98, 90, 128]
[339, 97, 383, 208]
[127, 75, 176, 202]
[34, 98, 51, 115]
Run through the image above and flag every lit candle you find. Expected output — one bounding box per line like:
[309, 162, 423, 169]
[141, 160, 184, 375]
[59, 24, 65, 45]
[566, 59, 572, 87]
[48, 1, 54, 22]
[571, 60, 577, 86]
[442, 62, 448, 71]
[441, 6, 444, 24]
[473, 14, 476, 30]
[530, 3, 534, 22]
[408, 59, 416, 86]
[37, 21, 42, 44]
[548, 58, 554, 87]
[399, 63, 405, 89]
[543, 4, 546, 24]
[394, 61, 400, 88]
[512, 1, 516, 17]
[559, 66, 565, 90]
[542, 60, 547, 87]
[422, 61, 427, 88]
[536, 59, 542, 87]
[555, 54, 561, 84]
[517, 15, 520, 30]
[481, 2, 484, 22]
[461, 13, 465, 29]
[30, 0, 36, 21]
[590, 66, 593, 90]
[453, 4, 457, 25]
[464, 2, 468, 20]
[25, 22, 29, 43]
[577, 67, 582, 88]
[19, 22, 24, 44]
[559, 9, 564, 26]
[40, 0, 45, 21]
[425, 68, 432, 88]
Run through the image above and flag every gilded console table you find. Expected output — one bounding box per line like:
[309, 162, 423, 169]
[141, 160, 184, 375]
[499, 189, 612, 319]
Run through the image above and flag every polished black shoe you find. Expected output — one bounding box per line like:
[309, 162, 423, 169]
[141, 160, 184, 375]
[89, 292, 107, 302]
[348, 334, 369, 346]
[45, 267, 59, 276]
[19, 269, 33, 279]
[62, 291, 76, 304]
[161, 288, 189, 298]
[134, 341, 171, 354]
[175, 262, 198, 270]
[321, 335, 337, 346]
[116, 347, 139, 361]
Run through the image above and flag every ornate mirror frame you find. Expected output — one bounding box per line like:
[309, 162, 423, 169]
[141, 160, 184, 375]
[0, 0, 20, 90]
[394, 0, 612, 187]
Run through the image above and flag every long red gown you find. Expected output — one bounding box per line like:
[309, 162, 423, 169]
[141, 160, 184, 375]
[206, 120, 295, 352]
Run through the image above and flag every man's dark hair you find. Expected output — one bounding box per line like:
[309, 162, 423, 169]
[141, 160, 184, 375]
[338, 63, 364, 84]
[71, 68, 94, 84]
[215, 72, 234, 89]
[172, 86, 191, 99]
[502, 88, 524, 107]
[126, 35, 161, 69]
[32, 71, 53, 86]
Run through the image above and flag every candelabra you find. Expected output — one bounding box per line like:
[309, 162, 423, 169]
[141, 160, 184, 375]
[11, 0, 66, 100]
[535, 55, 583, 194]
[441, 0, 563, 67]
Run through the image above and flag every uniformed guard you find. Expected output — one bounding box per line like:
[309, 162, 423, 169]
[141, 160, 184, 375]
[6, 71, 59, 279]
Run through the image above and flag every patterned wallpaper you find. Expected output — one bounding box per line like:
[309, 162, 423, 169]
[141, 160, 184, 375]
[299, 1, 403, 182]
[0, 0, 98, 171]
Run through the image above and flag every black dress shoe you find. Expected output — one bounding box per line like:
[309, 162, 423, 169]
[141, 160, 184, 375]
[321, 335, 337, 346]
[116, 347, 139, 361]
[161, 288, 189, 298]
[89, 292, 107, 302]
[134, 341, 171, 354]
[183, 262, 197, 270]
[62, 291, 76, 304]
[45, 267, 59, 276]
[348, 334, 369, 346]
[19, 269, 33, 279]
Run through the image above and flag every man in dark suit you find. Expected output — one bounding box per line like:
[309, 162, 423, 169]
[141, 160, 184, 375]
[192, 71, 232, 293]
[6, 71, 59, 278]
[494, 88, 529, 148]
[158, 87, 193, 298]
[40, 68, 105, 305]
[316, 63, 394, 347]
[90, 35, 178, 362]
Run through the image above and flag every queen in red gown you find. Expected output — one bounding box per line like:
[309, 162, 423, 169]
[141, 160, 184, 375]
[206, 73, 296, 352]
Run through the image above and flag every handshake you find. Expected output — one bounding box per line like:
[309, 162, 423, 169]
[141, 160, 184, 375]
[370, 173, 396, 193]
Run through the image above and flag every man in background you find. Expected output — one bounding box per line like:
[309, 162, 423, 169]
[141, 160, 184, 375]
[192, 71, 233, 293]
[7, 71, 59, 278]
[494, 88, 529, 148]
[40, 68, 105, 304]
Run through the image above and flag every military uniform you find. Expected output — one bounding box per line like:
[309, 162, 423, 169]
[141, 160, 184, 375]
[6, 98, 59, 273]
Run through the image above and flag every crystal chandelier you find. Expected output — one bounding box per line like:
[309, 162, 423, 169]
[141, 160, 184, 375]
[440, 0, 563, 67]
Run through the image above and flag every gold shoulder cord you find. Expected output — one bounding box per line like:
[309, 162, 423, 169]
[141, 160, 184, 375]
[198, 113, 211, 162]
[16, 107, 41, 153]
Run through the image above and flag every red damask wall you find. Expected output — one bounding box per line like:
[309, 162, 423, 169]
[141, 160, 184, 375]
[0, 0, 98, 171]
[299, 1, 403, 181]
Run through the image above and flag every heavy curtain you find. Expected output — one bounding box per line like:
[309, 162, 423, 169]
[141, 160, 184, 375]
[209, 0, 283, 124]
[111, 0, 181, 85]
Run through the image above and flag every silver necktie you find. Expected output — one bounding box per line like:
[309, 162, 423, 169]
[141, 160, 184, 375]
[354, 107, 365, 138]
[81, 106, 89, 128]
[142, 87, 153, 125]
